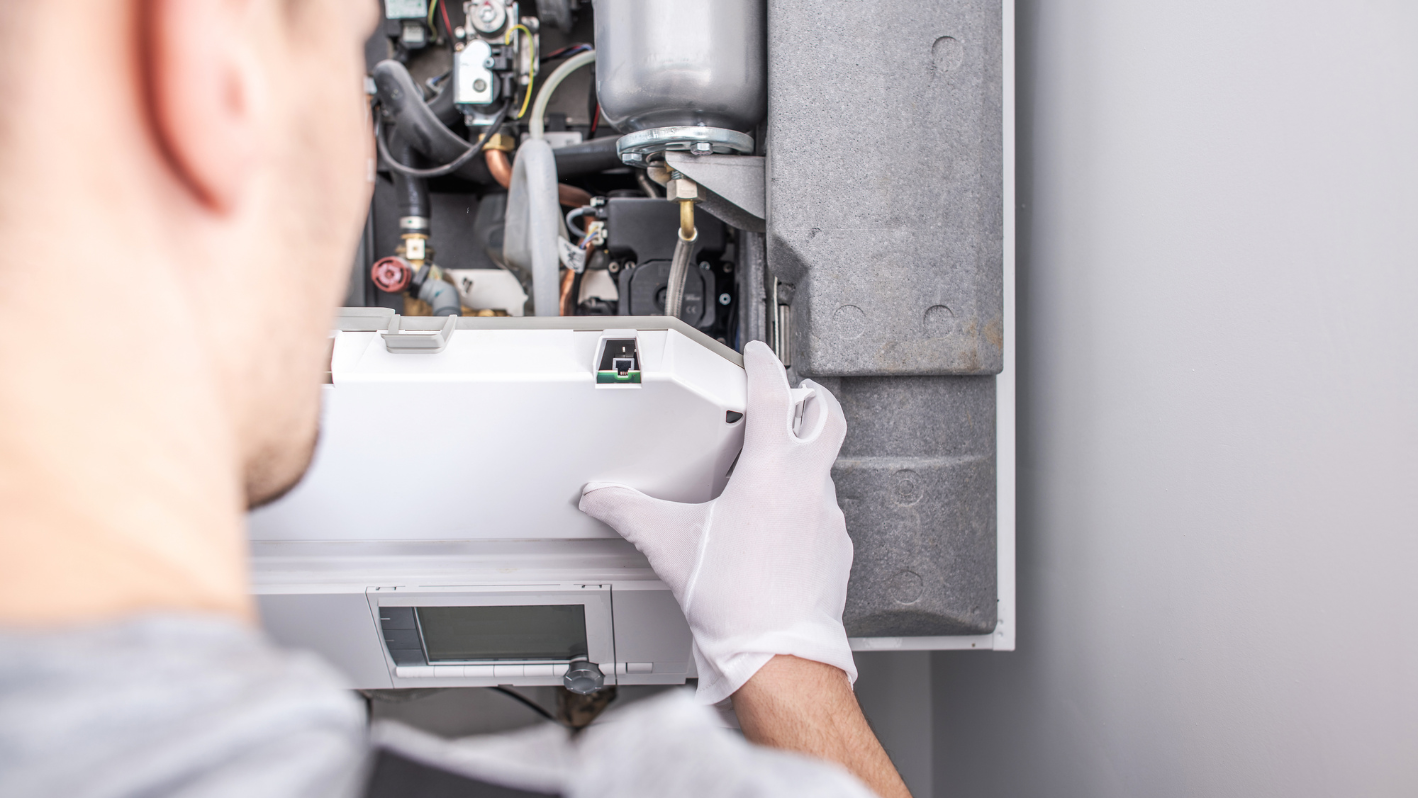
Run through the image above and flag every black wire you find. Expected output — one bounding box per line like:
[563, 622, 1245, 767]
[492, 686, 560, 724]
[375, 101, 510, 179]
[541, 44, 592, 63]
[569, 269, 584, 315]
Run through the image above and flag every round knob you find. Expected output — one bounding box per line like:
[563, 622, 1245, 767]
[371, 256, 412, 293]
[563, 660, 604, 695]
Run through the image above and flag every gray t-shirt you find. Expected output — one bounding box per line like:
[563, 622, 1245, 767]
[0, 616, 873, 798]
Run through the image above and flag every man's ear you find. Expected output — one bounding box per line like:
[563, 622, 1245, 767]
[144, 0, 263, 212]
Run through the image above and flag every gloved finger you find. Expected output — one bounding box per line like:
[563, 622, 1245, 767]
[796, 379, 847, 452]
[741, 341, 794, 443]
[579, 482, 699, 550]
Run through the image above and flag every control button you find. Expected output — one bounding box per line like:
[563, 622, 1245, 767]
[379, 607, 417, 630]
[395, 666, 435, 678]
[382, 629, 421, 649]
[433, 666, 462, 677]
[627, 662, 653, 674]
[463, 665, 495, 678]
[493, 664, 525, 678]
[563, 660, 604, 695]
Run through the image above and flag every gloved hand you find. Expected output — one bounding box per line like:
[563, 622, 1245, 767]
[578, 341, 855, 705]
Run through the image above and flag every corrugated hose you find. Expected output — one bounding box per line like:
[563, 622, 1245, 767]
[664, 225, 698, 321]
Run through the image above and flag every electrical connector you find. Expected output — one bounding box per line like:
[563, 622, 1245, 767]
[596, 338, 641, 384]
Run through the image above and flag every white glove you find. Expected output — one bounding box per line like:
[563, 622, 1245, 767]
[578, 341, 856, 704]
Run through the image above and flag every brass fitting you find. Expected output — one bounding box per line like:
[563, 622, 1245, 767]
[666, 173, 700, 240]
[679, 199, 696, 241]
[398, 233, 429, 265]
[482, 131, 517, 152]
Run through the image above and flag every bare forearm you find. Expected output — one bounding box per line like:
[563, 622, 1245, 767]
[732, 655, 912, 798]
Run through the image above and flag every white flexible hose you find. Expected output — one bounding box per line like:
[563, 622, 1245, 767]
[529, 50, 597, 140]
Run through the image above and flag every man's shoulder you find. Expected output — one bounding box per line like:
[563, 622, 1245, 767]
[0, 614, 368, 798]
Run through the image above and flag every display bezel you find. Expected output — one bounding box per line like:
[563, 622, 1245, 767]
[368, 585, 615, 676]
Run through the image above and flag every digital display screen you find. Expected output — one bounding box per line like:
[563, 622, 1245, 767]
[416, 605, 588, 662]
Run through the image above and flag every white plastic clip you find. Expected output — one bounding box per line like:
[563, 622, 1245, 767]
[381, 314, 457, 354]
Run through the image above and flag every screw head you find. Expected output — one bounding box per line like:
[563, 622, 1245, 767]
[608, 261, 620, 273]
[699, 261, 711, 271]
[473, 78, 488, 92]
[691, 142, 713, 154]
[719, 292, 732, 306]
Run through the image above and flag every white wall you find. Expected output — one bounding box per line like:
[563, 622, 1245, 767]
[930, 2, 1418, 796]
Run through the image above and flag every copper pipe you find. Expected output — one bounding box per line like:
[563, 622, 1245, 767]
[559, 266, 577, 316]
[486, 148, 591, 207]
[485, 149, 512, 189]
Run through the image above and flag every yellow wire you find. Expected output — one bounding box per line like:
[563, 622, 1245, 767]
[427, 0, 439, 30]
[507, 23, 535, 119]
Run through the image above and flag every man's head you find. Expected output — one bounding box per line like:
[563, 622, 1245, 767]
[0, 0, 378, 621]
[141, 0, 380, 505]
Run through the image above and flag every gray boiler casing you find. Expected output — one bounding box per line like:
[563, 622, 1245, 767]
[760, 0, 1004, 637]
[593, 0, 766, 133]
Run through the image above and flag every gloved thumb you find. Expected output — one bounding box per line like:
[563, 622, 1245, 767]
[579, 481, 666, 536]
[578, 483, 708, 591]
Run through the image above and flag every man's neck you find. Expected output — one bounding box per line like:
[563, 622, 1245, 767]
[0, 235, 254, 626]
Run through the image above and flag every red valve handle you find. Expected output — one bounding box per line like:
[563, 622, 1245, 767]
[371, 256, 413, 293]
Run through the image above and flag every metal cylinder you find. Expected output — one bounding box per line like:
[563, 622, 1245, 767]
[593, 0, 766, 133]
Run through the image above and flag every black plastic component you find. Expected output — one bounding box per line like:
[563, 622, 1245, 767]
[605, 198, 725, 263]
[578, 297, 617, 315]
[553, 136, 625, 178]
[617, 261, 716, 328]
[598, 339, 638, 375]
[486, 48, 512, 72]
[726, 411, 743, 423]
[604, 198, 727, 331]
